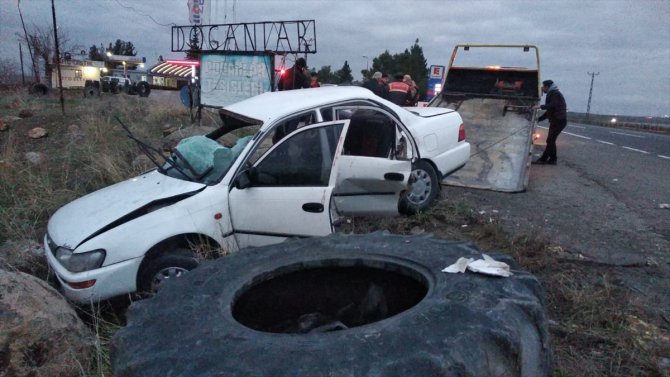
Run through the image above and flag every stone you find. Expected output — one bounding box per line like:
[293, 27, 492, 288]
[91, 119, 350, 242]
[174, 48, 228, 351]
[27, 127, 47, 139]
[18, 109, 33, 118]
[0, 270, 94, 377]
[0, 240, 47, 276]
[24, 152, 43, 165]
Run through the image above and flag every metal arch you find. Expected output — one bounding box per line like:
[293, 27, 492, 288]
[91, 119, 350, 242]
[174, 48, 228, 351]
[172, 20, 316, 54]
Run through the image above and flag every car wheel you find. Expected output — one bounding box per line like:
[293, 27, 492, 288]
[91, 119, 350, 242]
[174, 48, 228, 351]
[136, 249, 199, 295]
[112, 233, 551, 377]
[399, 159, 439, 215]
[137, 81, 151, 97]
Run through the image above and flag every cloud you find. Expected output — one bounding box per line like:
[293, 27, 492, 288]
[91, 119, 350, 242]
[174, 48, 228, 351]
[1, 0, 668, 116]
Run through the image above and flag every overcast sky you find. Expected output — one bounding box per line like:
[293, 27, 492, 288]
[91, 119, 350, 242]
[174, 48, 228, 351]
[1, 0, 668, 117]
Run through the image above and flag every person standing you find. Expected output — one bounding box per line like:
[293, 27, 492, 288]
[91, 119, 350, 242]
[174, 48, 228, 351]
[278, 57, 310, 91]
[309, 72, 321, 88]
[387, 74, 410, 106]
[363, 71, 388, 99]
[404, 75, 420, 106]
[532, 79, 567, 165]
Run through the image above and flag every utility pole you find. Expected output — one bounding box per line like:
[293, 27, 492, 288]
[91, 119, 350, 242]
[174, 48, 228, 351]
[586, 71, 599, 120]
[51, 0, 65, 114]
[19, 43, 26, 85]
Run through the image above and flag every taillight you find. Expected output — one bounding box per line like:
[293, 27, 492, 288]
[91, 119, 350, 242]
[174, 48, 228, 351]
[458, 123, 466, 142]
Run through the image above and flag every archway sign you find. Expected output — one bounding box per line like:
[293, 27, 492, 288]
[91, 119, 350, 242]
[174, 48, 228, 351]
[171, 20, 316, 108]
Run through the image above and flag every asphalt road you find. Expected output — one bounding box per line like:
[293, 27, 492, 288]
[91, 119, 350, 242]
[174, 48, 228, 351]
[449, 121, 670, 266]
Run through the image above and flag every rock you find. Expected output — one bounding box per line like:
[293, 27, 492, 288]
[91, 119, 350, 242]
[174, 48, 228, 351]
[24, 152, 43, 165]
[18, 109, 33, 118]
[0, 270, 94, 377]
[27, 127, 47, 139]
[67, 124, 85, 141]
[0, 240, 48, 277]
[0, 119, 7, 131]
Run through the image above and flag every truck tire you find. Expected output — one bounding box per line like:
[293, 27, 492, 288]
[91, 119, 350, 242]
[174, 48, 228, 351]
[136, 81, 151, 97]
[399, 159, 440, 215]
[112, 232, 551, 377]
[83, 86, 99, 97]
[29, 83, 49, 96]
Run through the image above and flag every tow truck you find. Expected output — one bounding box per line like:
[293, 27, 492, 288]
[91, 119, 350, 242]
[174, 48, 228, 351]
[429, 44, 541, 192]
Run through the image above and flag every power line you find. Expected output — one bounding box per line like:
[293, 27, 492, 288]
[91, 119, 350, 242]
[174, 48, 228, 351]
[112, 0, 176, 27]
[586, 71, 599, 119]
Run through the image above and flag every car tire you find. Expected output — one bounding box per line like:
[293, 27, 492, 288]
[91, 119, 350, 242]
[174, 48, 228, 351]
[136, 248, 199, 295]
[112, 233, 552, 377]
[137, 81, 151, 97]
[399, 159, 439, 215]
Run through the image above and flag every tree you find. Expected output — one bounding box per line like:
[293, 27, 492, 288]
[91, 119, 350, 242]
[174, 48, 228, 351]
[335, 60, 353, 85]
[88, 44, 105, 61]
[20, 25, 74, 88]
[316, 65, 336, 84]
[108, 39, 136, 56]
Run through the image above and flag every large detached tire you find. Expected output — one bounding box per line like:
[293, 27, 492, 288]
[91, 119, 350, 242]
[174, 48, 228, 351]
[112, 233, 552, 376]
[399, 159, 440, 215]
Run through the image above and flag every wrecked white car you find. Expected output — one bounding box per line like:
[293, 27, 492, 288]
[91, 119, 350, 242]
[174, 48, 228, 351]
[44, 86, 470, 304]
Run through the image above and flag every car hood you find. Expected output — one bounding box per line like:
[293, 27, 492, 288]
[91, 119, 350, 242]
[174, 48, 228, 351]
[48, 170, 206, 248]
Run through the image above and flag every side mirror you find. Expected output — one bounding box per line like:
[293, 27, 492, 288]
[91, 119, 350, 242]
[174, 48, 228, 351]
[234, 167, 256, 189]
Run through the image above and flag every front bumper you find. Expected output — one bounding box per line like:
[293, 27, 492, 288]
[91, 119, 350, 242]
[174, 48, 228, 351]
[44, 235, 143, 304]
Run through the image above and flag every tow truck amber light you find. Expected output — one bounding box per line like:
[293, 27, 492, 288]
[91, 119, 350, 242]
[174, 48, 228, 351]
[458, 124, 466, 142]
[67, 280, 96, 289]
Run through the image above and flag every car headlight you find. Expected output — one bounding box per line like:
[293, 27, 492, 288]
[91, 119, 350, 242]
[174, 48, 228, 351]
[55, 247, 106, 273]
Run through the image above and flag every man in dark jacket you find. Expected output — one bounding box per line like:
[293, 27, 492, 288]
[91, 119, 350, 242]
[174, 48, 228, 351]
[278, 57, 310, 91]
[363, 71, 389, 99]
[533, 79, 567, 165]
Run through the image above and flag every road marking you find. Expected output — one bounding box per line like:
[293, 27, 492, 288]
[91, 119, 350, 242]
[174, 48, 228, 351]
[659, 155, 670, 160]
[596, 139, 615, 145]
[568, 125, 586, 129]
[611, 131, 645, 138]
[564, 131, 591, 140]
[622, 146, 650, 154]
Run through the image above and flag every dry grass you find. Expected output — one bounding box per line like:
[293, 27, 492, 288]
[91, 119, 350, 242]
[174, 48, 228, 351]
[1, 89, 667, 376]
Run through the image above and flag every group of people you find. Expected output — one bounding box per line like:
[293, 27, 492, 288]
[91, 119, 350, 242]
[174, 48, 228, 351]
[277, 58, 321, 91]
[363, 72, 420, 106]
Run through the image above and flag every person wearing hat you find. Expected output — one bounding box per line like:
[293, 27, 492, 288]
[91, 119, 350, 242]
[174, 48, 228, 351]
[278, 57, 310, 91]
[532, 79, 567, 165]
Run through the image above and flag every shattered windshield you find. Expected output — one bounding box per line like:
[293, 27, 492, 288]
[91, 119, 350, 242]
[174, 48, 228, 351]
[162, 133, 253, 185]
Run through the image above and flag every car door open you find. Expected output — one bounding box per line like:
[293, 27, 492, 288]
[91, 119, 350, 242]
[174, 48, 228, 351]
[331, 107, 412, 216]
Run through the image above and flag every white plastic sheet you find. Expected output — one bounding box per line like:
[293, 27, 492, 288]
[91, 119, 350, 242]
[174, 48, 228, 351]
[442, 254, 513, 277]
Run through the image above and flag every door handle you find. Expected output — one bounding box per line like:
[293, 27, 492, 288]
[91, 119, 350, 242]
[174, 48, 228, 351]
[302, 203, 324, 213]
[384, 172, 405, 181]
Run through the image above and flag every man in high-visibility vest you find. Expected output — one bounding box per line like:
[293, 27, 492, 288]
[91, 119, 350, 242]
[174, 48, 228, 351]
[387, 74, 410, 106]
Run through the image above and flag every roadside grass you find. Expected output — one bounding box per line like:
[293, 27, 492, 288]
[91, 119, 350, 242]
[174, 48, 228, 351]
[1, 89, 666, 376]
[345, 200, 667, 376]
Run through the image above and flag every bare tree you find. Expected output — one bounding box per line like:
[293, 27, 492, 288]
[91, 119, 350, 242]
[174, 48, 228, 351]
[17, 24, 74, 88]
